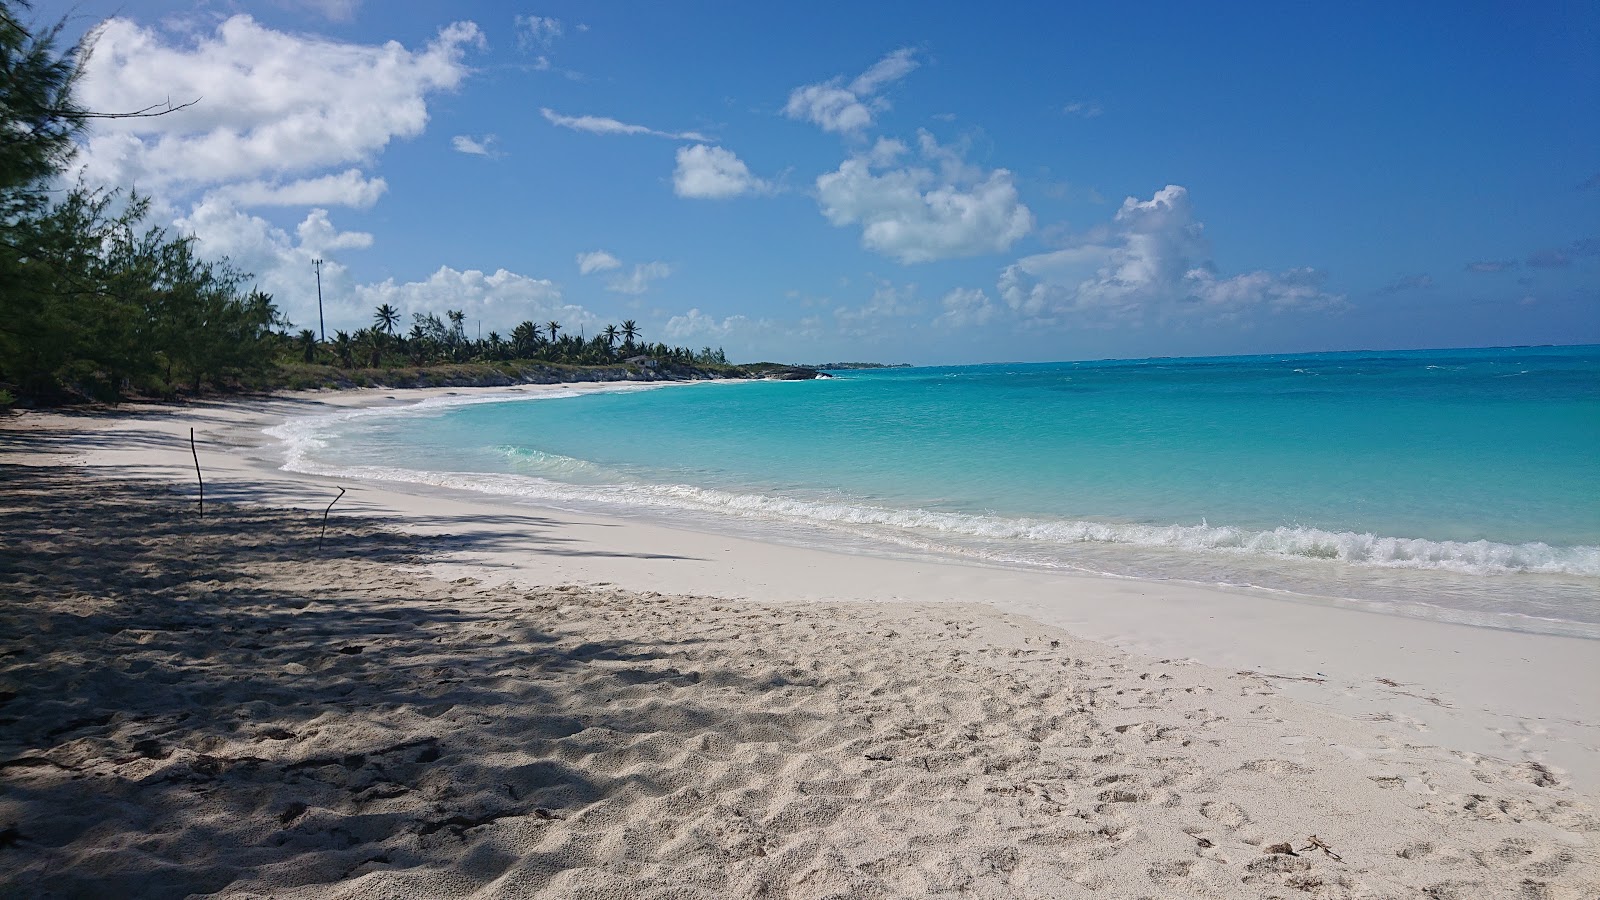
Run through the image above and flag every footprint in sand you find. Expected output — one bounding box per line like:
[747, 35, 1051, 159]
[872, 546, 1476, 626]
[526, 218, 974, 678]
[1200, 800, 1251, 831]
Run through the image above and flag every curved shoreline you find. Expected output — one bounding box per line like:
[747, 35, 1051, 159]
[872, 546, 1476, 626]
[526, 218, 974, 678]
[6, 383, 1599, 792]
[276, 385, 1600, 639]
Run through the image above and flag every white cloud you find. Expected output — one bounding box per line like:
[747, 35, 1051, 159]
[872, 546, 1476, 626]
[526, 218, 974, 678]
[451, 134, 498, 157]
[540, 107, 710, 141]
[997, 185, 1343, 324]
[662, 308, 754, 341]
[833, 282, 923, 336]
[354, 267, 594, 333]
[576, 250, 622, 275]
[815, 131, 1034, 263]
[1062, 101, 1102, 118]
[574, 251, 668, 293]
[673, 145, 771, 199]
[934, 287, 998, 328]
[74, 16, 482, 194]
[213, 169, 388, 208]
[785, 48, 918, 134]
[606, 262, 672, 295]
[514, 14, 562, 50]
[173, 196, 373, 330]
[174, 196, 598, 336]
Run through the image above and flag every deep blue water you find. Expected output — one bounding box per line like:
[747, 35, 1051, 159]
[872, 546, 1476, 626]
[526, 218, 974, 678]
[274, 345, 1600, 637]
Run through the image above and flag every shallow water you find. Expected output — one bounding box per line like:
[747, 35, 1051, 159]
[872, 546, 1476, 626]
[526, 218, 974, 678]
[271, 345, 1600, 638]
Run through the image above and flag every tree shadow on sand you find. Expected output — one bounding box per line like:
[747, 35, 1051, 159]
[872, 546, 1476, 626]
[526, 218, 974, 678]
[0, 465, 814, 898]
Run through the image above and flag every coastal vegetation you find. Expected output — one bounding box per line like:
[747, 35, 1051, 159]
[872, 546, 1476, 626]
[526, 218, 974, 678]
[0, 2, 764, 408]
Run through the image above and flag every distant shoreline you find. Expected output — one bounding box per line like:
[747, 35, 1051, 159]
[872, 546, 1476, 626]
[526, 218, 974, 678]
[1, 359, 826, 412]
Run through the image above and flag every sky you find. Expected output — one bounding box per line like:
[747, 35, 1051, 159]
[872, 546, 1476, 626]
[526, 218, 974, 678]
[44, 0, 1600, 364]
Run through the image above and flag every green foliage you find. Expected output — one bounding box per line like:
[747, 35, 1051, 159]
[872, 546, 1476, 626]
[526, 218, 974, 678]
[0, 2, 282, 403]
[0, 3, 736, 403]
[275, 305, 731, 375]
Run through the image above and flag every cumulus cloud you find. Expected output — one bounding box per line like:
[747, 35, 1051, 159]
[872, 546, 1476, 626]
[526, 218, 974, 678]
[784, 48, 918, 134]
[174, 196, 596, 337]
[997, 185, 1342, 324]
[575, 250, 622, 275]
[212, 168, 387, 209]
[606, 261, 672, 295]
[934, 287, 998, 328]
[451, 134, 498, 157]
[354, 266, 595, 333]
[662, 308, 756, 341]
[173, 197, 373, 329]
[75, 16, 482, 194]
[673, 145, 771, 199]
[815, 132, 1033, 263]
[540, 108, 709, 141]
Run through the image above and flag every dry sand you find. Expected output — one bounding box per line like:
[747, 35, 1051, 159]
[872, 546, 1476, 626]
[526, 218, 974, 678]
[2, 387, 1597, 898]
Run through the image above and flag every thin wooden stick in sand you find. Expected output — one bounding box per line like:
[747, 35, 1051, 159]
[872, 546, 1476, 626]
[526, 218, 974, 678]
[319, 487, 347, 551]
[190, 427, 203, 516]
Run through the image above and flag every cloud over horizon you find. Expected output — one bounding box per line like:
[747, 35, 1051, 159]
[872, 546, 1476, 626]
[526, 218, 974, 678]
[997, 185, 1343, 325]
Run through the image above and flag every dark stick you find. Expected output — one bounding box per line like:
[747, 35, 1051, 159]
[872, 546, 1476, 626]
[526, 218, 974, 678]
[319, 487, 347, 551]
[190, 427, 203, 517]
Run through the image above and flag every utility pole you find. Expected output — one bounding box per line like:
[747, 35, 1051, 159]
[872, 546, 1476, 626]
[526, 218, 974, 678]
[313, 258, 325, 342]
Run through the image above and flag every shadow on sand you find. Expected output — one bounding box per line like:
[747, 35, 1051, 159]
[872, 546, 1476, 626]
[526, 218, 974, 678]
[0, 464, 804, 898]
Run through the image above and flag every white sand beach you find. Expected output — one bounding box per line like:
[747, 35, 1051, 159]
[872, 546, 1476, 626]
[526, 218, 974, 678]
[2, 385, 1597, 898]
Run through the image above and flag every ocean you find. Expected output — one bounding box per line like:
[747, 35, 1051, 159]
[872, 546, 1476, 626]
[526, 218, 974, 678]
[271, 345, 1600, 638]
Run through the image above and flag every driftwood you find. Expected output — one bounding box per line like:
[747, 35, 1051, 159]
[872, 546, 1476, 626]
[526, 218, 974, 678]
[189, 428, 203, 516]
[1301, 834, 1343, 861]
[318, 487, 347, 551]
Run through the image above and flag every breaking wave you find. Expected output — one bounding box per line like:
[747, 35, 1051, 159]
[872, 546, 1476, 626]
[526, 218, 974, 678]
[268, 415, 1599, 579]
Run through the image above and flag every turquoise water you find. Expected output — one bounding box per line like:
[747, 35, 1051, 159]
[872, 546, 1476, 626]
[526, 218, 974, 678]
[274, 345, 1600, 637]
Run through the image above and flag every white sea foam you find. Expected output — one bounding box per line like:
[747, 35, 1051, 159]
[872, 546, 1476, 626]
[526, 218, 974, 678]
[267, 414, 1600, 579]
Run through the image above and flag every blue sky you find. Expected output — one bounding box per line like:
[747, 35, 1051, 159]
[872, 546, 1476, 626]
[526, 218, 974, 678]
[52, 0, 1600, 363]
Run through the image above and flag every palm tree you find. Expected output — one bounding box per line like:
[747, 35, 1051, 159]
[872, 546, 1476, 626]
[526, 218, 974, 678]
[405, 330, 428, 363]
[446, 309, 466, 343]
[373, 303, 400, 335]
[546, 320, 561, 342]
[601, 324, 620, 350]
[356, 327, 383, 367]
[511, 321, 539, 357]
[296, 328, 317, 363]
[332, 330, 353, 367]
[620, 319, 639, 349]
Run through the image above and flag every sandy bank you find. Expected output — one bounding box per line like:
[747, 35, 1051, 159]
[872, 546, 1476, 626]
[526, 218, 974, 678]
[1, 386, 1597, 897]
[7, 385, 1597, 790]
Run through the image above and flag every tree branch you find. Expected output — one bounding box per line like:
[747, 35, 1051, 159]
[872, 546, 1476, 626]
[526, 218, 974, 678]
[39, 97, 202, 120]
